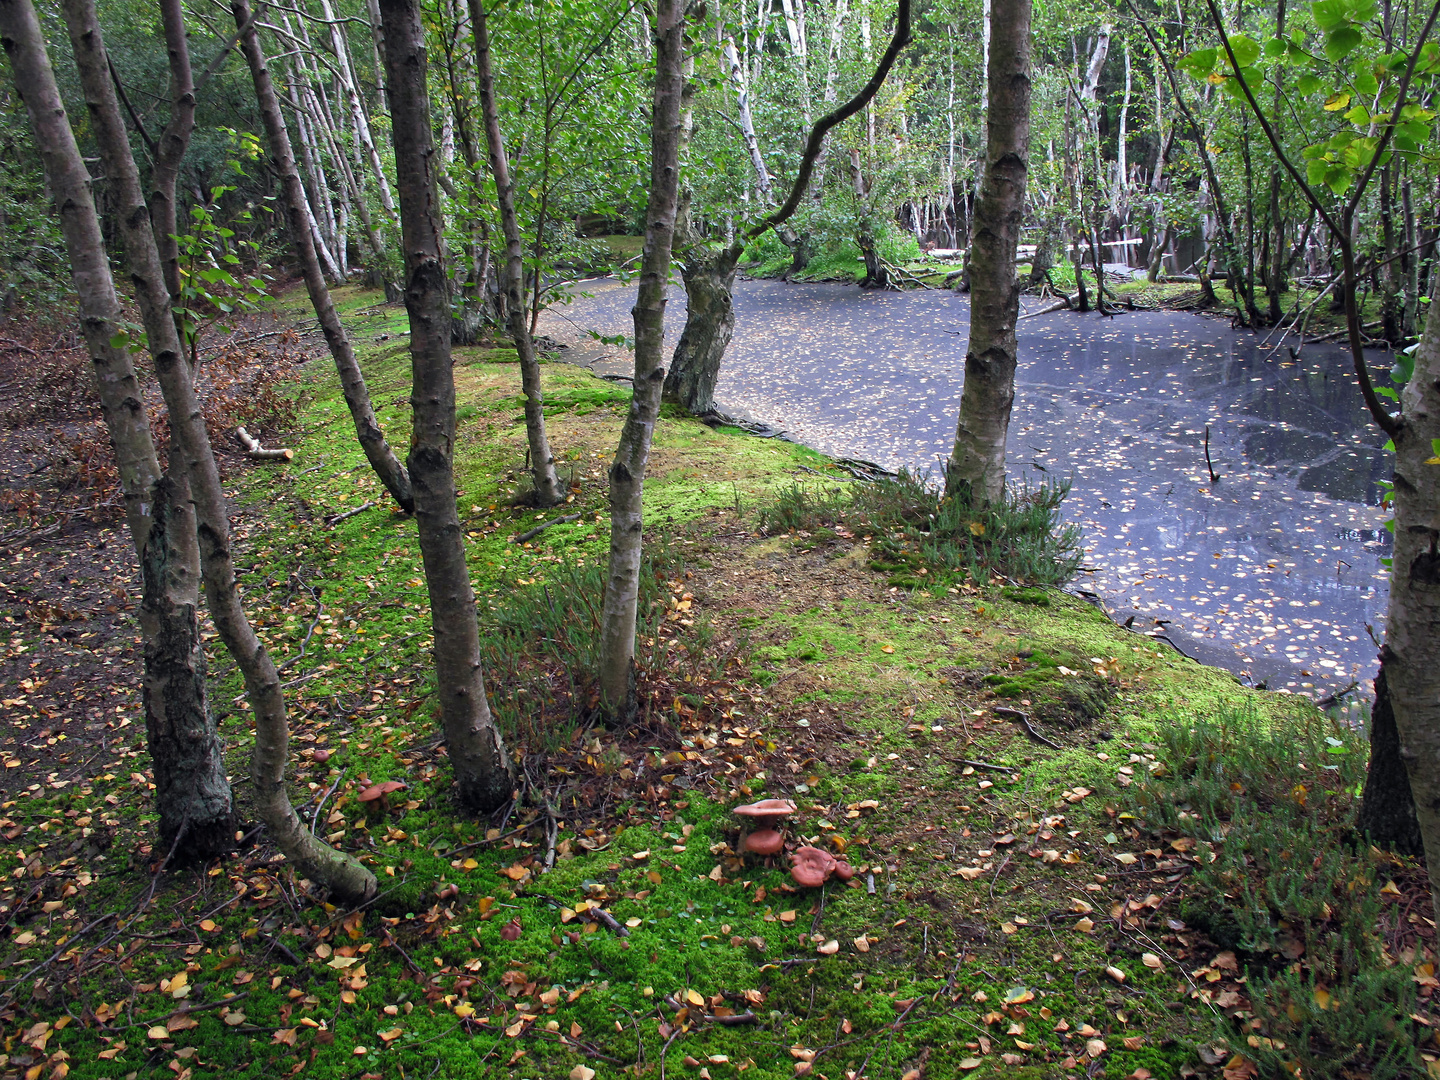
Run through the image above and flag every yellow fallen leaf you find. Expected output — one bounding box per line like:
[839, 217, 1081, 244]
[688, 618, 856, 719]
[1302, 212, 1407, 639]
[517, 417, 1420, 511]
[570, 1067, 595, 1080]
[146, 1026, 169, 1041]
[328, 956, 360, 969]
[1001, 921, 1018, 934]
[686, 988, 705, 1007]
[1115, 853, 1138, 866]
[1142, 953, 1163, 970]
[816, 939, 839, 955]
[379, 1028, 403, 1042]
[881, 645, 895, 654]
[626, 917, 643, 928]
[954, 866, 983, 880]
[1105, 966, 1127, 983]
[454, 1003, 475, 1019]
[853, 936, 870, 953]
[959, 1059, 983, 1070]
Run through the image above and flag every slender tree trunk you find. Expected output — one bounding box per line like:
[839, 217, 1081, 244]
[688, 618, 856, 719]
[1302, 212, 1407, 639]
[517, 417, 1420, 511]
[317, 0, 395, 218]
[597, 0, 687, 712]
[944, 0, 1030, 504]
[379, 0, 514, 811]
[151, 0, 195, 308]
[60, 0, 375, 899]
[1381, 163, 1403, 344]
[1403, 171, 1419, 337]
[232, 0, 413, 514]
[0, 0, 236, 863]
[468, 0, 564, 507]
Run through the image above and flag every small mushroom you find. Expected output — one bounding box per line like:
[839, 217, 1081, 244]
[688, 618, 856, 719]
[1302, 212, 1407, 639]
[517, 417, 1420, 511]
[790, 846, 837, 888]
[312, 748, 332, 764]
[357, 779, 406, 815]
[832, 861, 855, 882]
[742, 828, 785, 856]
[733, 798, 797, 819]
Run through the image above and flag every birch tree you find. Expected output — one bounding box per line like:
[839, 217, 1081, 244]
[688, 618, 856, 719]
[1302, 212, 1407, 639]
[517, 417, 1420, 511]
[0, 0, 237, 863]
[378, 0, 514, 811]
[942, 0, 1031, 504]
[58, 0, 375, 900]
[231, 0, 414, 515]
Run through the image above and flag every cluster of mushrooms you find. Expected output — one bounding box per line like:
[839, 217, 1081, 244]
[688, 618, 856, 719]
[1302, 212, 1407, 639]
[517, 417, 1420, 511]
[733, 798, 854, 888]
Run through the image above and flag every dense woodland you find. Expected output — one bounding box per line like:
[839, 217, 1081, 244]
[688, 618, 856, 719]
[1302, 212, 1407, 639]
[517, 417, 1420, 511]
[2, 0, 1440, 1075]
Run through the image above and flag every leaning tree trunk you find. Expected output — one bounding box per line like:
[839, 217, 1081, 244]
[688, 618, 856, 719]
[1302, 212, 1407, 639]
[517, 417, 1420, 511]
[597, 0, 687, 713]
[944, 0, 1031, 504]
[1377, 319, 1440, 915]
[468, 0, 564, 507]
[379, 0, 514, 811]
[232, 0, 413, 514]
[0, 0, 236, 863]
[60, 0, 375, 900]
[664, 244, 740, 415]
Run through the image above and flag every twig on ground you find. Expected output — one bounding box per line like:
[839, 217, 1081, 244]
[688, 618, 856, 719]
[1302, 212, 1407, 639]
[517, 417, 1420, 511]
[958, 758, 1014, 773]
[994, 707, 1061, 749]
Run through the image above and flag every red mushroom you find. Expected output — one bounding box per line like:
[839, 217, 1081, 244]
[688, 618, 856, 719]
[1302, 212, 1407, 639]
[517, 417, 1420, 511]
[742, 829, 785, 855]
[791, 846, 837, 888]
[733, 798, 797, 819]
[832, 861, 855, 882]
[357, 779, 406, 815]
[735, 798, 796, 860]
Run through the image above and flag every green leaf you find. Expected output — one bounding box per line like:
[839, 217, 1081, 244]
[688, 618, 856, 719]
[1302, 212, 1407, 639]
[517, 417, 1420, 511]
[1180, 47, 1218, 78]
[1344, 104, 1370, 124]
[1325, 26, 1363, 63]
[1325, 164, 1354, 196]
[1264, 36, 1288, 58]
[109, 331, 128, 349]
[1312, 0, 1347, 32]
[1297, 73, 1323, 94]
[1353, 69, 1379, 96]
[1306, 157, 1330, 186]
[1227, 33, 1262, 69]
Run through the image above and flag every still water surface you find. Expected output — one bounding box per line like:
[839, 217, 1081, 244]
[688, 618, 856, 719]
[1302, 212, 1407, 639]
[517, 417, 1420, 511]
[541, 277, 1393, 699]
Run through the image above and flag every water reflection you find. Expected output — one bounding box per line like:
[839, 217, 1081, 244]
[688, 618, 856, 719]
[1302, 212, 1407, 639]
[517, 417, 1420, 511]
[539, 278, 1393, 699]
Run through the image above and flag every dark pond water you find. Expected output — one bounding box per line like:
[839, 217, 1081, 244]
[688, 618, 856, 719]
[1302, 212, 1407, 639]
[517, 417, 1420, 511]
[539, 276, 1393, 700]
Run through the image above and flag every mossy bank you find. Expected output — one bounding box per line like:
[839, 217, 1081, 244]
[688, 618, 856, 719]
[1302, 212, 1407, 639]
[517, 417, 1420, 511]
[0, 285, 1431, 1080]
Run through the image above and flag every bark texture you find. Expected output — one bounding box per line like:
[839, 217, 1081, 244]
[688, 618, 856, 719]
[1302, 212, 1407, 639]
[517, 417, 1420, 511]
[1357, 664, 1423, 856]
[468, 0, 564, 507]
[663, 244, 739, 415]
[945, 0, 1031, 504]
[0, 0, 235, 861]
[62, 0, 374, 900]
[598, 0, 687, 710]
[380, 0, 514, 811]
[1379, 321, 1440, 914]
[231, 0, 413, 514]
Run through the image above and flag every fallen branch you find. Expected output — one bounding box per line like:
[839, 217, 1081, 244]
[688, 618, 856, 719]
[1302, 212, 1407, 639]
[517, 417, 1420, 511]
[993, 707, 1061, 750]
[235, 426, 293, 461]
[513, 512, 580, 543]
[958, 758, 1014, 773]
[326, 500, 376, 526]
[1019, 298, 1072, 320]
[589, 907, 631, 938]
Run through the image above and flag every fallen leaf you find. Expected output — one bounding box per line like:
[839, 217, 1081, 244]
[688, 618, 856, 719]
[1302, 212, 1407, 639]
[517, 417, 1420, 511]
[1142, 953, 1163, 970]
[569, 1067, 595, 1080]
[1105, 966, 1127, 983]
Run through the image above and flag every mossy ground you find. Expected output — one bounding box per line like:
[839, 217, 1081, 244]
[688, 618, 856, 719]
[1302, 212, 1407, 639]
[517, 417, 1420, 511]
[0, 285, 1431, 1080]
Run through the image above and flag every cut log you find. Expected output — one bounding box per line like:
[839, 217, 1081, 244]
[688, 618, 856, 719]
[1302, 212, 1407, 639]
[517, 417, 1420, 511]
[235, 426, 294, 461]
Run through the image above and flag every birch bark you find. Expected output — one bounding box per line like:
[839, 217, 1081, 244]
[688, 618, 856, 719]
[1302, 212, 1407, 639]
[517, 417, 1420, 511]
[943, 0, 1031, 504]
[468, 0, 565, 506]
[597, 0, 687, 711]
[379, 0, 514, 811]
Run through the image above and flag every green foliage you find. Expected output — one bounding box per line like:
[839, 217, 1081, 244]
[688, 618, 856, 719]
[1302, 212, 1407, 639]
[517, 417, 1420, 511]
[1132, 705, 1429, 1079]
[758, 470, 1083, 586]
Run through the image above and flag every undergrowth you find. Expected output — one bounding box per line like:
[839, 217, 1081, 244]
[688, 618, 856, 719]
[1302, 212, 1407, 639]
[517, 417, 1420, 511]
[1132, 705, 1433, 1079]
[758, 469, 1083, 587]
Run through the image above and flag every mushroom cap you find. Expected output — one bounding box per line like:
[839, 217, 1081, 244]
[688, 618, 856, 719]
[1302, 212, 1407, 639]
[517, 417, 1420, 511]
[832, 861, 855, 882]
[742, 828, 786, 856]
[733, 798, 797, 819]
[790, 845, 837, 888]
[358, 780, 406, 802]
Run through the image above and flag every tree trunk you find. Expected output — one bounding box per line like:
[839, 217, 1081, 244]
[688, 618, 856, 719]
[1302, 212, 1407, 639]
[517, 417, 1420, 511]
[943, 0, 1030, 504]
[233, 0, 413, 515]
[0, 0, 236, 862]
[468, 0, 564, 507]
[1377, 320, 1440, 915]
[1380, 164, 1403, 345]
[60, 0, 375, 900]
[664, 244, 740, 415]
[597, 0, 686, 712]
[1357, 664, 1424, 855]
[379, 0, 514, 811]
